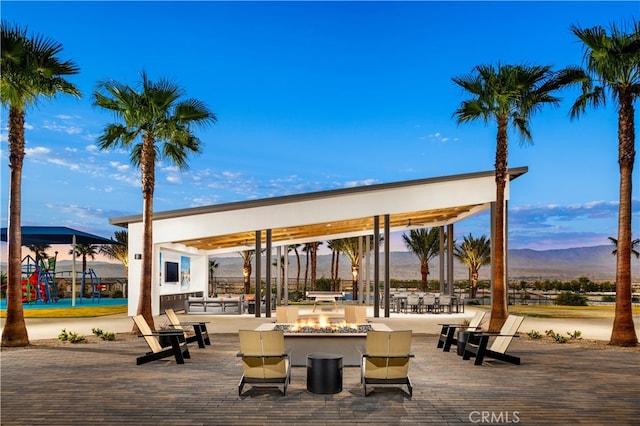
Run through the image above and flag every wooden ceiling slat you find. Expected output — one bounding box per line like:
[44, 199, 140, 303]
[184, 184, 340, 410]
[174, 204, 483, 252]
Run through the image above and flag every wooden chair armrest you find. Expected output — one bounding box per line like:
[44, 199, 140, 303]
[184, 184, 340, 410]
[176, 321, 210, 326]
[138, 330, 183, 338]
[362, 353, 414, 359]
[236, 352, 290, 358]
[472, 332, 519, 337]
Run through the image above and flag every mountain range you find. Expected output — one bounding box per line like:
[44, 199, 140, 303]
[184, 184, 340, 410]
[4, 245, 626, 282]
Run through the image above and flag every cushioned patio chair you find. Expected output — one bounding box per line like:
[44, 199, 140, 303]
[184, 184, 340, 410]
[132, 315, 190, 365]
[438, 295, 452, 313]
[462, 315, 525, 366]
[165, 308, 210, 348]
[437, 310, 486, 352]
[344, 306, 368, 324]
[237, 329, 291, 396]
[407, 294, 423, 313]
[422, 293, 437, 313]
[360, 330, 414, 397]
[275, 306, 299, 323]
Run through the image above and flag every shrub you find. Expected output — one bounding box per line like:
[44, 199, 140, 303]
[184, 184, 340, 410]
[554, 292, 588, 306]
[58, 328, 69, 341]
[546, 329, 568, 343]
[92, 328, 116, 341]
[67, 332, 85, 343]
[112, 289, 124, 299]
[601, 295, 615, 302]
[527, 330, 543, 339]
[567, 330, 582, 340]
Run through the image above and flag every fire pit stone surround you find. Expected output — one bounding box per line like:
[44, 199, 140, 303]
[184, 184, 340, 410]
[255, 318, 392, 367]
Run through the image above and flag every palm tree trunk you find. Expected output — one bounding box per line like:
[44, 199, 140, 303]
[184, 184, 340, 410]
[471, 270, 479, 299]
[420, 260, 428, 292]
[1, 107, 29, 347]
[311, 244, 317, 291]
[610, 93, 638, 346]
[295, 248, 301, 297]
[137, 135, 155, 331]
[489, 117, 509, 332]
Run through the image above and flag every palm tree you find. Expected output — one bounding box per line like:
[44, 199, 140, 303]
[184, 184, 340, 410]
[305, 242, 322, 293]
[402, 228, 441, 292]
[271, 253, 290, 298]
[302, 243, 313, 296]
[1, 22, 80, 347]
[69, 244, 98, 298]
[99, 230, 129, 276]
[27, 243, 51, 265]
[239, 250, 255, 295]
[93, 71, 216, 330]
[208, 259, 219, 295]
[567, 21, 640, 346]
[327, 240, 342, 290]
[454, 234, 491, 299]
[290, 244, 301, 297]
[608, 237, 640, 259]
[453, 63, 569, 332]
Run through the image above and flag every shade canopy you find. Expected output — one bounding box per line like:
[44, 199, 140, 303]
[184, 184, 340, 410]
[1, 226, 118, 246]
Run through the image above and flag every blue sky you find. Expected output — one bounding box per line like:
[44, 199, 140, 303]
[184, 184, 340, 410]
[1, 1, 638, 260]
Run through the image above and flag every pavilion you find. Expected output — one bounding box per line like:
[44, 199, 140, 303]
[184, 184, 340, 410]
[109, 167, 528, 318]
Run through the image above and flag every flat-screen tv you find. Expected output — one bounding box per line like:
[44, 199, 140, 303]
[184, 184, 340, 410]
[164, 261, 179, 283]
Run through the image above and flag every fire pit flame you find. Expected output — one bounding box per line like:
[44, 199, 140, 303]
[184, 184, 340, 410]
[276, 314, 372, 334]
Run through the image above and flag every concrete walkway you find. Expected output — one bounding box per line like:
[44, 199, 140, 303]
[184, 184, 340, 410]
[2, 307, 639, 425]
[4, 305, 631, 341]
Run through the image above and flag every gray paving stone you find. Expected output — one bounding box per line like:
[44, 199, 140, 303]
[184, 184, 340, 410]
[1, 334, 638, 425]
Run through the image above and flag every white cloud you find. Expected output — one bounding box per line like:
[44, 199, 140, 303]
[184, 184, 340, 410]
[109, 161, 130, 172]
[42, 120, 82, 135]
[343, 178, 377, 188]
[25, 146, 51, 157]
[48, 157, 80, 170]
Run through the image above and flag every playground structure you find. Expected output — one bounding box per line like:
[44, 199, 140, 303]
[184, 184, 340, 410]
[19, 254, 105, 304]
[21, 254, 58, 304]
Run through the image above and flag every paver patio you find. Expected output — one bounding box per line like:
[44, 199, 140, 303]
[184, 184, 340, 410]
[1, 331, 638, 425]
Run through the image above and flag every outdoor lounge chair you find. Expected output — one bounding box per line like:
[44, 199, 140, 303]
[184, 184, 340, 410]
[237, 329, 291, 396]
[360, 330, 414, 397]
[462, 315, 525, 366]
[344, 306, 368, 324]
[164, 308, 211, 348]
[275, 306, 299, 323]
[437, 310, 487, 352]
[132, 315, 191, 365]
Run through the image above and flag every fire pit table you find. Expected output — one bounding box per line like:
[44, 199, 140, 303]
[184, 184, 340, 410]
[255, 319, 391, 367]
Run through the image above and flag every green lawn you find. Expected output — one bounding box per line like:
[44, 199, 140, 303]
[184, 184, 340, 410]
[0, 305, 127, 318]
[475, 304, 640, 319]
